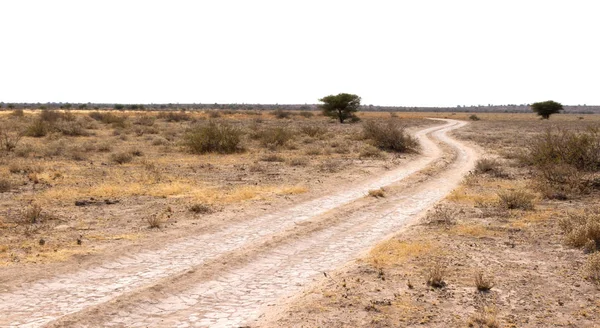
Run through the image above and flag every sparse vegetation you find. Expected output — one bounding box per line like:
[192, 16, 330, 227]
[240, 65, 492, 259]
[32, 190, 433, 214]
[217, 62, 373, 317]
[189, 203, 212, 214]
[368, 188, 385, 198]
[110, 152, 134, 164]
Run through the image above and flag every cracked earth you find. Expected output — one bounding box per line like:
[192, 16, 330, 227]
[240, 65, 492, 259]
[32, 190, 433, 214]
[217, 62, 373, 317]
[0, 119, 477, 328]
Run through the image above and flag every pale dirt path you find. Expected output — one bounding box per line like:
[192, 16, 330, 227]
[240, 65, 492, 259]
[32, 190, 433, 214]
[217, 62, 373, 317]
[0, 120, 462, 328]
[89, 119, 476, 328]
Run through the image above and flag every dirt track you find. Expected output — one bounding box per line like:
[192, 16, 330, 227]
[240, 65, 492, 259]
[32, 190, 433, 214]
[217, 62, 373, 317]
[0, 119, 477, 328]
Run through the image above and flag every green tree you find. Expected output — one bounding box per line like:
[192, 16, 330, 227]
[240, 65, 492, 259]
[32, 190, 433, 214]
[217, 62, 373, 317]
[114, 104, 125, 110]
[531, 100, 563, 119]
[319, 93, 361, 123]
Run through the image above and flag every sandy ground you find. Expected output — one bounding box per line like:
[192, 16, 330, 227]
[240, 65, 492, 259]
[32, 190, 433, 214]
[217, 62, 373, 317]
[0, 118, 475, 327]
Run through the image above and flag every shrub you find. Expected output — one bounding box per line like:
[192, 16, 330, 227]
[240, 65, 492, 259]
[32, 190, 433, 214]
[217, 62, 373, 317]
[585, 252, 600, 282]
[368, 188, 385, 198]
[474, 272, 494, 291]
[11, 109, 24, 117]
[359, 145, 385, 159]
[0, 177, 12, 192]
[468, 306, 500, 328]
[427, 204, 455, 225]
[189, 203, 212, 214]
[497, 189, 535, 210]
[559, 207, 600, 252]
[362, 120, 419, 153]
[183, 121, 243, 154]
[23, 204, 43, 224]
[134, 116, 156, 126]
[157, 111, 190, 122]
[318, 159, 342, 173]
[533, 164, 590, 199]
[305, 147, 322, 156]
[523, 128, 600, 171]
[256, 127, 293, 148]
[110, 152, 134, 164]
[54, 121, 88, 136]
[0, 125, 23, 151]
[288, 157, 309, 167]
[298, 111, 314, 118]
[425, 261, 446, 288]
[469, 114, 481, 121]
[272, 109, 291, 119]
[89, 112, 127, 127]
[300, 125, 326, 137]
[474, 158, 501, 175]
[25, 119, 49, 137]
[261, 154, 285, 162]
[39, 109, 63, 122]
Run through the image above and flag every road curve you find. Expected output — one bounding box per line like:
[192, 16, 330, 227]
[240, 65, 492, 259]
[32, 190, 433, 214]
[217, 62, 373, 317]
[0, 119, 476, 328]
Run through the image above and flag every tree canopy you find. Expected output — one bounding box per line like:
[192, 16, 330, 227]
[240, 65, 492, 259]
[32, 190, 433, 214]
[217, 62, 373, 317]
[319, 93, 361, 123]
[531, 100, 563, 119]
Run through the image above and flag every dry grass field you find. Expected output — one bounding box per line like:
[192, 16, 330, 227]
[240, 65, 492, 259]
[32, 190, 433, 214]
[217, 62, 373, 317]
[0, 109, 431, 277]
[259, 113, 600, 328]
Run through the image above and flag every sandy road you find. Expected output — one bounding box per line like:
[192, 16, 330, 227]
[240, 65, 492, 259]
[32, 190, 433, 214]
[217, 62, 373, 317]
[0, 119, 476, 328]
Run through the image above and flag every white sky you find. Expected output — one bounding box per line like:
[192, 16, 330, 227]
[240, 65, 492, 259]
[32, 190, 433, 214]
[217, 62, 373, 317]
[1, 0, 599, 107]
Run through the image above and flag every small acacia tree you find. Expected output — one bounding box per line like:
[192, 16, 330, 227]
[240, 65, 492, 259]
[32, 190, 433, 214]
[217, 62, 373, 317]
[531, 100, 563, 119]
[319, 93, 361, 123]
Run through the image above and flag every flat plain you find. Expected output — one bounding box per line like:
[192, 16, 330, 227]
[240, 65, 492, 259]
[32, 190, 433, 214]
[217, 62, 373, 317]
[1, 110, 599, 327]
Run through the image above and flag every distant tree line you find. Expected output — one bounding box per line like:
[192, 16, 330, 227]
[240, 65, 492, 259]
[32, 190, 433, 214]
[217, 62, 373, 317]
[0, 102, 599, 114]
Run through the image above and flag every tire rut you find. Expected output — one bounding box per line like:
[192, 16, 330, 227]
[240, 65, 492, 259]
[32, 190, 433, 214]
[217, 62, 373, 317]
[0, 120, 461, 327]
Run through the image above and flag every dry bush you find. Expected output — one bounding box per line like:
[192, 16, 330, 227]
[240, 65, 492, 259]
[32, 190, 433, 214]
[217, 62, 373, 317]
[298, 111, 314, 118]
[523, 127, 600, 171]
[0, 124, 23, 151]
[585, 252, 600, 282]
[474, 158, 502, 175]
[0, 176, 12, 193]
[39, 109, 63, 122]
[9, 161, 42, 175]
[300, 125, 326, 137]
[362, 120, 419, 153]
[272, 109, 292, 119]
[97, 143, 112, 152]
[318, 159, 342, 173]
[89, 112, 128, 128]
[25, 119, 49, 137]
[208, 111, 221, 118]
[288, 157, 309, 167]
[11, 109, 24, 117]
[261, 154, 285, 162]
[183, 121, 243, 154]
[469, 114, 481, 121]
[559, 207, 600, 252]
[255, 126, 293, 148]
[425, 261, 446, 288]
[189, 203, 212, 214]
[110, 152, 133, 164]
[157, 111, 190, 122]
[368, 188, 385, 198]
[533, 164, 591, 199]
[427, 204, 455, 225]
[305, 147, 322, 156]
[359, 145, 385, 159]
[54, 120, 88, 136]
[468, 306, 500, 328]
[474, 272, 495, 291]
[496, 189, 535, 210]
[134, 116, 156, 126]
[22, 204, 44, 224]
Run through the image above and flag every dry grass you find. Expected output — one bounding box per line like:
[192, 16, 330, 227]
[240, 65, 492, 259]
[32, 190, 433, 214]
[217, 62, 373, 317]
[369, 240, 434, 268]
[468, 306, 500, 328]
[496, 189, 535, 210]
[425, 260, 446, 288]
[585, 252, 600, 282]
[368, 188, 385, 198]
